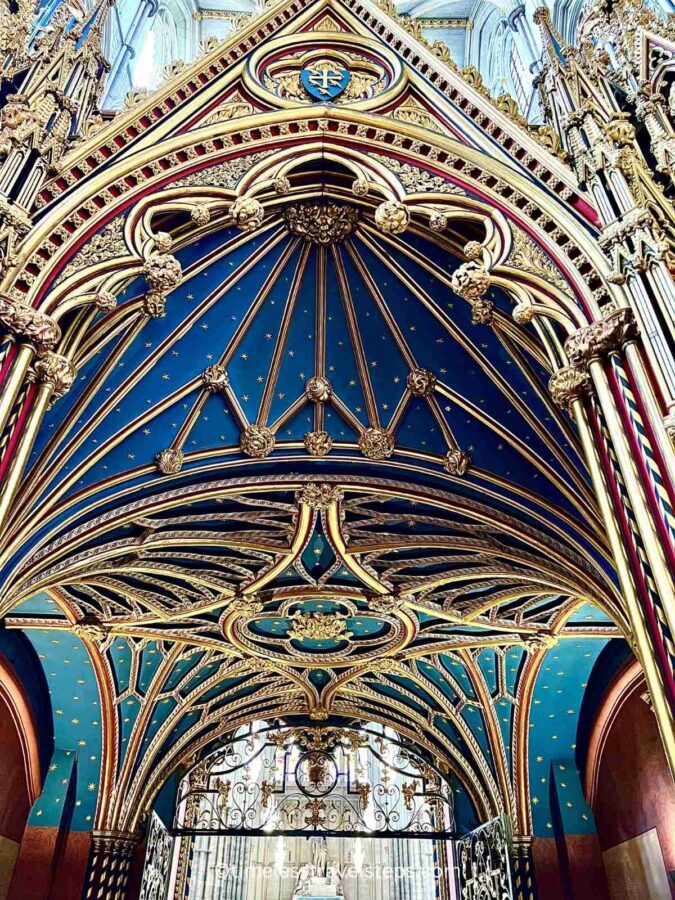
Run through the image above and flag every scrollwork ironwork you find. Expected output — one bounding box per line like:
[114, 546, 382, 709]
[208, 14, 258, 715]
[175, 724, 455, 837]
[456, 816, 514, 900]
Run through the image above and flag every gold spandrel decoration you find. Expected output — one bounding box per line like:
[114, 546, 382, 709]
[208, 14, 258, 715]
[309, 14, 343, 32]
[508, 227, 571, 295]
[391, 96, 450, 136]
[176, 150, 277, 191]
[375, 156, 467, 194]
[200, 93, 254, 126]
[53, 216, 128, 287]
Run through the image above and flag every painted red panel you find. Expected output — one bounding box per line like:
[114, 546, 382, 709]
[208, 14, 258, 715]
[9, 825, 59, 899]
[0, 694, 31, 843]
[532, 837, 565, 900]
[49, 830, 90, 900]
[592, 683, 675, 897]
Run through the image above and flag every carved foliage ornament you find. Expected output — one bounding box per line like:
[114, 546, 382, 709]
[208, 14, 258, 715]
[284, 203, 359, 245]
[142, 253, 183, 317]
[305, 375, 332, 402]
[297, 483, 343, 509]
[304, 431, 333, 456]
[0, 294, 60, 352]
[289, 611, 352, 641]
[444, 449, 471, 475]
[240, 424, 275, 458]
[202, 364, 229, 393]
[156, 448, 184, 474]
[450, 260, 491, 302]
[565, 308, 638, 366]
[33, 352, 76, 398]
[369, 593, 406, 613]
[548, 365, 591, 410]
[358, 427, 395, 459]
[406, 367, 437, 397]
[374, 200, 410, 235]
[143, 253, 182, 293]
[231, 197, 264, 231]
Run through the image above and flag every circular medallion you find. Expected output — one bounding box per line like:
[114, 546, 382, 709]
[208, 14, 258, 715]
[296, 750, 338, 796]
[246, 34, 405, 110]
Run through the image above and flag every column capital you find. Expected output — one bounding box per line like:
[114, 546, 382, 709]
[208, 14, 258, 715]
[32, 352, 77, 399]
[564, 308, 639, 366]
[548, 364, 592, 409]
[507, 5, 526, 31]
[0, 293, 60, 353]
[90, 829, 139, 856]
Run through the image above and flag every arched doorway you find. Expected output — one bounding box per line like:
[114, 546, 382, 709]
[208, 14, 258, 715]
[140, 719, 513, 899]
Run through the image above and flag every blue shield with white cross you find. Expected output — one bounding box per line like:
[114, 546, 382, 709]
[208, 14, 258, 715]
[301, 62, 351, 101]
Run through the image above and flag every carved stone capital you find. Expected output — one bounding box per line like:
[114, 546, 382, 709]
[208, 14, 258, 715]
[548, 365, 591, 410]
[33, 352, 76, 399]
[0, 294, 60, 352]
[565, 308, 638, 366]
[90, 830, 139, 858]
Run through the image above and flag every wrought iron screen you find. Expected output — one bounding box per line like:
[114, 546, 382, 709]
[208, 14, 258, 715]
[455, 816, 514, 900]
[174, 724, 456, 838]
[140, 812, 174, 900]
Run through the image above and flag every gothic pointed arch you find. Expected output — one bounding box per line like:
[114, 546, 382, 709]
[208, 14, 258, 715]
[0, 0, 674, 897]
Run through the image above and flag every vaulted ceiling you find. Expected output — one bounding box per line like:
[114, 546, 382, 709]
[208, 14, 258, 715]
[0, 0, 638, 845]
[3, 198, 622, 835]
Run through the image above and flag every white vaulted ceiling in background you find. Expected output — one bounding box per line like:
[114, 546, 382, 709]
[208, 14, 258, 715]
[95, 0, 621, 114]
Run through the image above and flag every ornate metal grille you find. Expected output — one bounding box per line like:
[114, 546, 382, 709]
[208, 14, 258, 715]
[174, 725, 456, 838]
[140, 813, 174, 900]
[455, 816, 514, 900]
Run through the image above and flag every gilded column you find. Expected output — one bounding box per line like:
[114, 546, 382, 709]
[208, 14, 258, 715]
[550, 309, 675, 776]
[84, 830, 140, 900]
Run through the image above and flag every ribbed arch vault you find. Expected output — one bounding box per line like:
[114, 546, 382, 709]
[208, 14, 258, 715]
[0, 4, 635, 864]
